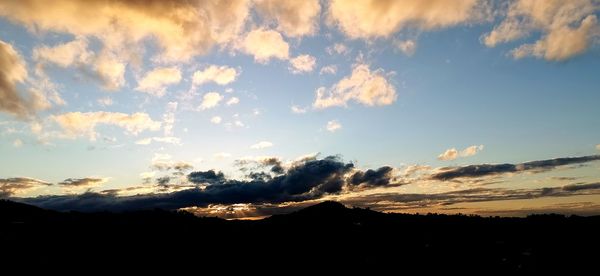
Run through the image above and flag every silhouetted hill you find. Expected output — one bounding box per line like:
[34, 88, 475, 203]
[1, 199, 599, 272]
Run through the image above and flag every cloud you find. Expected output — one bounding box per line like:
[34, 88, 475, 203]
[483, 0, 600, 61]
[192, 65, 239, 86]
[162, 101, 178, 137]
[97, 97, 113, 107]
[597, 144, 600, 151]
[431, 155, 600, 181]
[254, 0, 321, 37]
[33, 37, 92, 68]
[214, 152, 232, 159]
[0, 0, 251, 63]
[240, 28, 290, 63]
[291, 105, 308, 114]
[21, 156, 400, 212]
[0, 177, 51, 198]
[210, 116, 222, 124]
[59, 177, 107, 188]
[0, 40, 36, 118]
[438, 145, 485, 161]
[135, 67, 182, 97]
[199, 92, 224, 110]
[313, 64, 397, 109]
[326, 43, 350, 55]
[250, 141, 274, 149]
[289, 54, 316, 74]
[135, 136, 181, 146]
[327, 0, 488, 39]
[395, 39, 417, 56]
[52, 111, 161, 141]
[326, 120, 342, 132]
[13, 138, 23, 148]
[349, 166, 394, 187]
[150, 153, 193, 174]
[226, 97, 240, 106]
[319, 65, 337, 75]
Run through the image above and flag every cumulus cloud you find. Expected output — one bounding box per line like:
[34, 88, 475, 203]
[0, 177, 51, 198]
[483, 0, 600, 61]
[199, 92, 224, 110]
[326, 43, 350, 55]
[226, 97, 240, 106]
[240, 28, 290, 63]
[314, 64, 397, 109]
[192, 65, 239, 86]
[0, 40, 38, 118]
[33, 37, 92, 68]
[136, 67, 182, 97]
[328, 0, 488, 39]
[250, 141, 274, 149]
[0, 0, 251, 63]
[52, 111, 161, 141]
[326, 120, 342, 132]
[291, 105, 308, 114]
[254, 0, 321, 37]
[395, 39, 417, 56]
[97, 97, 113, 107]
[20, 156, 399, 212]
[438, 145, 484, 161]
[432, 155, 600, 180]
[289, 54, 316, 74]
[319, 65, 337, 75]
[210, 116, 222, 124]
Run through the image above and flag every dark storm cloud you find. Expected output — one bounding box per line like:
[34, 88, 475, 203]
[187, 170, 225, 184]
[349, 166, 394, 186]
[431, 155, 600, 181]
[18, 156, 399, 212]
[59, 177, 105, 187]
[156, 176, 171, 186]
[0, 177, 51, 197]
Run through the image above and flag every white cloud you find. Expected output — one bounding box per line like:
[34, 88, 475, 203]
[97, 97, 113, 107]
[328, 0, 487, 39]
[483, 0, 600, 61]
[326, 43, 350, 55]
[52, 111, 161, 141]
[211, 116, 222, 124]
[162, 102, 178, 136]
[438, 148, 459, 161]
[438, 145, 484, 161]
[319, 65, 337, 75]
[313, 64, 397, 109]
[289, 54, 316, 74]
[226, 97, 240, 106]
[214, 152, 232, 159]
[254, 0, 321, 37]
[250, 141, 274, 149]
[192, 65, 239, 86]
[33, 37, 92, 67]
[241, 28, 290, 63]
[135, 136, 181, 146]
[13, 138, 23, 148]
[395, 39, 417, 56]
[135, 67, 182, 97]
[199, 92, 224, 110]
[326, 120, 342, 132]
[291, 105, 308, 114]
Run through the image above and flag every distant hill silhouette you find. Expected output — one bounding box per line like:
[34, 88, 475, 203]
[1, 199, 599, 272]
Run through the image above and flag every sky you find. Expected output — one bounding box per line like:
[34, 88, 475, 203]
[1, 0, 600, 219]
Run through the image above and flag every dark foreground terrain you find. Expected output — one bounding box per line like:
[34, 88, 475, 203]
[1, 200, 599, 272]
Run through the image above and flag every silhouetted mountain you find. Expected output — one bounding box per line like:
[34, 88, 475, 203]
[1, 199, 599, 273]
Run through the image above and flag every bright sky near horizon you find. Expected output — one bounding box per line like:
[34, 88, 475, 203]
[1, 0, 600, 218]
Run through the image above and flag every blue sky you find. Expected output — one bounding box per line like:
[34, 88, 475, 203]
[1, 0, 600, 218]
